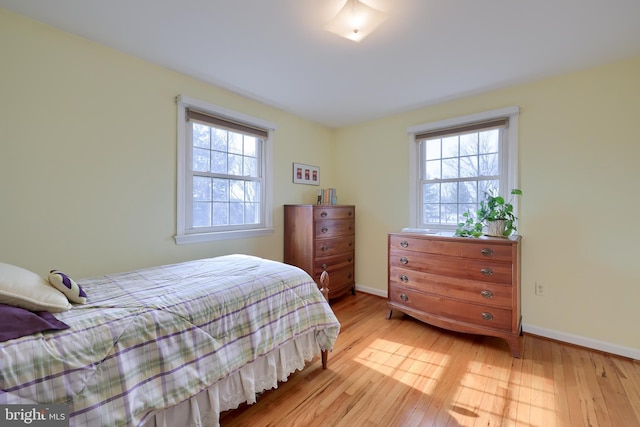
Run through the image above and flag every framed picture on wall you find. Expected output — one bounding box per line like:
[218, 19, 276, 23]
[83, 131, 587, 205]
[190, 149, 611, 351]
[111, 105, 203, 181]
[293, 162, 320, 185]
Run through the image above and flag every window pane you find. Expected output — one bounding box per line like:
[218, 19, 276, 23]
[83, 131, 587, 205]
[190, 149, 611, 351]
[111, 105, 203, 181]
[229, 180, 245, 202]
[441, 182, 457, 203]
[193, 124, 210, 149]
[425, 139, 441, 160]
[442, 204, 458, 224]
[193, 148, 210, 172]
[442, 136, 458, 158]
[459, 181, 478, 204]
[460, 133, 478, 155]
[228, 133, 243, 154]
[193, 202, 211, 227]
[245, 181, 259, 202]
[423, 183, 440, 203]
[193, 176, 211, 201]
[459, 155, 478, 178]
[212, 178, 229, 202]
[211, 150, 227, 174]
[229, 202, 244, 225]
[211, 128, 227, 151]
[244, 155, 258, 177]
[423, 204, 440, 224]
[245, 203, 259, 224]
[479, 129, 499, 154]
[228, 153, 243, 175]
[425, 159, 441, 180]
[442, 158, 458, 179]
[479, 153, 498, 176]
[212, 202, 228, 225]
[244, 137, 257, 157]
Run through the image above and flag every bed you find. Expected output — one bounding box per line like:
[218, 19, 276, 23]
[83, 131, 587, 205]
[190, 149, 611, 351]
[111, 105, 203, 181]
[0, 254, 341, 426]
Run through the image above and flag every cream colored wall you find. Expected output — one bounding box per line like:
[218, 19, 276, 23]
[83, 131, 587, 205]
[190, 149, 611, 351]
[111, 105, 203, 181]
[0, 9, 332, 278]
[335, 57, 640, 354]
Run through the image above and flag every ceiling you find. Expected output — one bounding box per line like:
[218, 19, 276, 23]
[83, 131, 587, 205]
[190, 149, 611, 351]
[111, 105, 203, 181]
[2, 0, 640, 128]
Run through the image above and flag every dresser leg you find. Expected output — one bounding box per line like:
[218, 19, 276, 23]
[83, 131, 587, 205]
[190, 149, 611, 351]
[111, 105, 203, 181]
[386, 309, 393, 320]
[506, 334, 522, 358]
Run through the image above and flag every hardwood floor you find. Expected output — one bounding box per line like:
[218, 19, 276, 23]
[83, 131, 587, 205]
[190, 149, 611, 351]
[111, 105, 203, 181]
[220, 293, 640, 426]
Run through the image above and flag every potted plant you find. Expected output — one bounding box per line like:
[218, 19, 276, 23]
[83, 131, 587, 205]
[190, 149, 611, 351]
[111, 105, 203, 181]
[455, 189, 522, 237]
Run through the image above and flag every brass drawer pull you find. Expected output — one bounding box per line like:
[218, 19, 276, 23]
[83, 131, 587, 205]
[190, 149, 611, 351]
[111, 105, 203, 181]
[400, 257, 408, 265]
[348, 210, 353, 216]
[481, 268, 493, 276]
[321, 211, 328, 218]
[481, 248, 494, 257]
[481, 290, 494, 299]
[348, 257, 353, 263]
[481, 312, 494, 321]
[400, 275, 408, 283]
[347, 273, 353, 279]
[321, 227, 329, 233]
[400, 240, 409, 248]
[321, 263, 328, 269]
[321, 245, 329, 252]
[400, 293, 409, 302]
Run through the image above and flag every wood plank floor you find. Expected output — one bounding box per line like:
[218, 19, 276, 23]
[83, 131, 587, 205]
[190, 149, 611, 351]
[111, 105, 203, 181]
[220, 293, 640, 426]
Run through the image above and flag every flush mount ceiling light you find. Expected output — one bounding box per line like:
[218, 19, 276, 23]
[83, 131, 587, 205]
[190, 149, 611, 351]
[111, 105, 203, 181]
[324, 0, 389, 42]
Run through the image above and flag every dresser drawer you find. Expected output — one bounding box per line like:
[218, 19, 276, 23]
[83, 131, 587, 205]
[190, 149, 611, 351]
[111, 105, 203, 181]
[313, 206, 355, 220]
[314, 252, 354, 275]
[389, 248, 513, 284]
[389, 285, 512, 331]
[314, 266, 354, 290]
[389, 234, 514, 262]
[314, 219, 355, 238]
[389, 265, 512, 308]
[314, 237, 355, 257]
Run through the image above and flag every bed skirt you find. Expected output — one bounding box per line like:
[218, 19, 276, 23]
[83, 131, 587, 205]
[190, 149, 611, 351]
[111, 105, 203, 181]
[142, 331, 321, 427]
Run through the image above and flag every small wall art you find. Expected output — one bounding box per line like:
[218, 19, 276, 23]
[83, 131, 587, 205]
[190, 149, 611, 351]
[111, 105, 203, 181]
[292, 162, 320, 185]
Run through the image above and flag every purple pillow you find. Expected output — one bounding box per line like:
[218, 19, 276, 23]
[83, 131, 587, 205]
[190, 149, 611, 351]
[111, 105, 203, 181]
[0, 303, 70, 342]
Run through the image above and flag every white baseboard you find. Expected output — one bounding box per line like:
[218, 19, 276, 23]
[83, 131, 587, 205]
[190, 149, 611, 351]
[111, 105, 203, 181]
[353, 285, 639, 361]
[354, 283, 387, 298]
[522, 323, 640, 361]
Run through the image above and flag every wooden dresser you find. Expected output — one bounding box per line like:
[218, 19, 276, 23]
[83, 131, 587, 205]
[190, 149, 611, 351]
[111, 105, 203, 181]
[387, 232, 522, 357]
[284, 205, 355, 300]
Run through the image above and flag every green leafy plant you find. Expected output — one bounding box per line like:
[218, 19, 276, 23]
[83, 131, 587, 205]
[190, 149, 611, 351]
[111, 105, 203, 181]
[455, 189, 523, 237]
[454, 211, 484, 237]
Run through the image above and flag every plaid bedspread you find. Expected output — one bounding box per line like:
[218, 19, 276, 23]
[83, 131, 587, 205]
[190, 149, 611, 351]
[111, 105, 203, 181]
[0, 255, 340, 426]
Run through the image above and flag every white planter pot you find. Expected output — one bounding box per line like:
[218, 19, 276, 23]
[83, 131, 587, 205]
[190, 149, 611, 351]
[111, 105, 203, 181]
[485, 220, 507, 237]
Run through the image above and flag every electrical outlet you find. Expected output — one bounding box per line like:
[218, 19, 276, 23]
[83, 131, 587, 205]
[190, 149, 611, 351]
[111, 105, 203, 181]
[535, 282, 545, 296]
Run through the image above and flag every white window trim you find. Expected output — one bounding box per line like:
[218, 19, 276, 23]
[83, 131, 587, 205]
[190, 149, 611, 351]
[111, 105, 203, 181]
[407, 106, 520, 230]
[174, 95, 276, 244]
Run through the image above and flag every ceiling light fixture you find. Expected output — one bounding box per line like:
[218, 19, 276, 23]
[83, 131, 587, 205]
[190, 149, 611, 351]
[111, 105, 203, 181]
[324, 0, 389, 42]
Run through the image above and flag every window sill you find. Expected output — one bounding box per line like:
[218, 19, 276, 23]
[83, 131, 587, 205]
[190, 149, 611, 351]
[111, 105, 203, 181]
[174, 227, 275, 245]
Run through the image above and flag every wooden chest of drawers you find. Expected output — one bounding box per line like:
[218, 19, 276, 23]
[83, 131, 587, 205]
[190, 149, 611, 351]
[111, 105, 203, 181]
[387, 232, 522, 357]
[284, 205, 355, 300]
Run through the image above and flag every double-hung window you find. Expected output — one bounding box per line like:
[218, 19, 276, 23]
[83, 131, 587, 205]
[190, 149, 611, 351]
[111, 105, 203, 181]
[175, 95, 276, 244]
[408, 106, 520, 231]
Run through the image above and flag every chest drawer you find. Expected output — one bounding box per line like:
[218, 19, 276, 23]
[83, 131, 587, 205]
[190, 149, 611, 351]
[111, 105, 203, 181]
[314, 219, 355, 238]
[389, 248, 513, 284]
[314, 206, 355, 220]
[314, 252, 354, 275]
[314, 236, 354, 257]
[389, 234, 513, 262]
[389, 284, 512, 331]
[389, 265, 512, 308]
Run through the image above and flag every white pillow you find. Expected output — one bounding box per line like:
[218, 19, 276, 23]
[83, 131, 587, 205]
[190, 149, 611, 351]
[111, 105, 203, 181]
[0, 262, 72, 313]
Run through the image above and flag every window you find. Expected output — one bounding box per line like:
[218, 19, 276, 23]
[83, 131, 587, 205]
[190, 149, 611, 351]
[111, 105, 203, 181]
[408, 106, 519, 230]
[175, 95, 276, 244]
